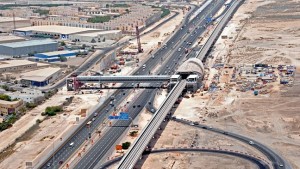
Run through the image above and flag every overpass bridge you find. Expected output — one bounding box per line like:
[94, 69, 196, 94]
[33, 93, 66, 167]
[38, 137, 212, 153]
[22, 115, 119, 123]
[117, 80, 187, 169]
[66, 75, 170, 91]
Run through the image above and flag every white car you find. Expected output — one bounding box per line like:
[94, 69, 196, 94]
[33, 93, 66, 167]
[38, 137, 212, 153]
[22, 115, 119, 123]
[249, 141, 254, 145]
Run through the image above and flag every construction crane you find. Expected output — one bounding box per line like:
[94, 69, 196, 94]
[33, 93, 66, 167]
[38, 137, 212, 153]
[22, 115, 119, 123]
[135, 26, 143, 53]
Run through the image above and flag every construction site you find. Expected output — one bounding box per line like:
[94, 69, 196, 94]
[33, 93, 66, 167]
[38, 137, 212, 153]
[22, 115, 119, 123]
[133, 0, 300, 168]
[0, 0, 299, 169]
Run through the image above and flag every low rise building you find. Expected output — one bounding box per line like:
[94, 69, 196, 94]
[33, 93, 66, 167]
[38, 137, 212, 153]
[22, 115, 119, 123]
[0, 39, 58, 57]
[7, 88, 45, 103]
[0, 17, 31, 33]
[69, 30, 122, 42]
[0, 36, 25, 44]
[14, 25, 102, 40]
[0, 60, 37, 73]
[20, 67, 62, 87]
[34, 50, 78, 62]
[0, 99, 23, 115]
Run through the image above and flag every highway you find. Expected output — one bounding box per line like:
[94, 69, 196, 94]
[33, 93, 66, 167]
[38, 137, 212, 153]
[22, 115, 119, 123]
[100, 148, 270, 169]
[116, 0, 291, 169]
[38, 9, 184, 93]
[117, 80, 187, 168]
[78, 1, 228, 169]
[39, 0, 225, 168]
[74, 0, 227, 169]
[196, 0, 243, 60]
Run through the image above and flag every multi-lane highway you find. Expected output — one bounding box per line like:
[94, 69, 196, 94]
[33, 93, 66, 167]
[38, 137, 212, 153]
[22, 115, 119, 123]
[117, 80, 187, 168]
[39, 0, 226, 168]
[74, 1, 228, 169]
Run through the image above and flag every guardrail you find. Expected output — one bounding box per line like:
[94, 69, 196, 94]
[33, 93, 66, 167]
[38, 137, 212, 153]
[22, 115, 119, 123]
[195, 0, 245, 60]
[117, 80, 186, 169]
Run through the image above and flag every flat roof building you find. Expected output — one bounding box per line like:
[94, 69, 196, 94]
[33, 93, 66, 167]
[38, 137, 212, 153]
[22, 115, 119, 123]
[0, 99, 23, 115]
[0, 36, 25, 44]
[14, 25, 102, 39]
[0, 39, 58, 56]
[20, 67, 62, 87]
[0, 17, 31, 33]
[0, 60, 38, 73]
[69, 30, 122, 42]
[34, 50, 78, 62]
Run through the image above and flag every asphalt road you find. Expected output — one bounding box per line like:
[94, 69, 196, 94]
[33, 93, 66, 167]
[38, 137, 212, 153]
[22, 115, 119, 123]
[99, 148, 270, 169]
[74, 1, 227, 169]
[40, 1, 224, 168]
[174, 118, 291, 169]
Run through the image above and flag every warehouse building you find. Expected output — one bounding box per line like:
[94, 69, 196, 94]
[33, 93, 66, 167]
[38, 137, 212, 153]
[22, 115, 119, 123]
[34, 50, 78, 62]
[69, 30, 122, 43]
[0, 17, 31, 33]
[0, 60, 38, 73]
[20, 67, 62, 87]
[13, 25, 102, 39]
[0, 39, 58, 57]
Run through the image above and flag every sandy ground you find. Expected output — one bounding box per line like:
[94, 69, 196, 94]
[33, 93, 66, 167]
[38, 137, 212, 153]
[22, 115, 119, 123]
[0, 6, 188, 169]
[140, 0, 300, 169]
[136, 121, 262, 169]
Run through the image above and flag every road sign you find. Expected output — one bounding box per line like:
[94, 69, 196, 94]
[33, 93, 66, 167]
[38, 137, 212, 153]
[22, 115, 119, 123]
[119, 112, 129, 120]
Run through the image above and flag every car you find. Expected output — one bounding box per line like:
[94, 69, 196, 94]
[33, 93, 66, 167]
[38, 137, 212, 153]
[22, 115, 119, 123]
[279, 164, 284, 167]
[69, 142, 74, 147]
[189, 123, 195, 126]
[47, 163, 51, 167]
[58, 161, 64, 165]
[223, 131, 228, 135]
[94, 113, 98, 117]
[193, 122, 199, 125]
[202, 126, 207, 129]
[249, 141, 254, 145]
[137, 105, 141, 108]
[133, 105, 136, 108]
[92, 118, 96, 121]
[208, 126, 213, 129]
[172, 116, 176, 119]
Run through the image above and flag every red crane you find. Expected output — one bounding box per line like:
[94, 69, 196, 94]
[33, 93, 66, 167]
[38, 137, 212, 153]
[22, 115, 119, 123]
[136, 26, 143, 53]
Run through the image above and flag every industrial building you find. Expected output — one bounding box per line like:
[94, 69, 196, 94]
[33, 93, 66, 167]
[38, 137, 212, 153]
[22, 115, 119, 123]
[0, 60, 38, 73]
[0, 17, 31, 33]
[69, 30, 122, 42]
[0, 39, 58, 57]
[0, 99, 24, 115]
[13, 25, 102, 39]
[20, 67, 62, 87]
[34, 50, 78, 62]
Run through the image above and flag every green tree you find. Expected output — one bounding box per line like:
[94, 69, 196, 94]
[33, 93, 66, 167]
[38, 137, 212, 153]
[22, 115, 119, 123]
[61, 41, 66, 46]
[87, 16, 111, 23]
[26, 102, 37, 109]
[0, 94, 11, 101]
[161, 7, 170, 18]
[44, 106, 62, 116]
[1, 85, 9, 91]
[122, 142, 131, 149]
[59, 55, 67, 62]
